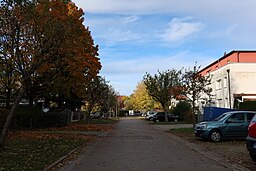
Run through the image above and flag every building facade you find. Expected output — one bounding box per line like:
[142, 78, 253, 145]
[199, 50, 256, 109]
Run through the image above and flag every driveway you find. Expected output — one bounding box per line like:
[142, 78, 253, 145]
[60, 118, 238, 171]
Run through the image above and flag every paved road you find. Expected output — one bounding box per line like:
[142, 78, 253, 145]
[60, 118, 234, 171]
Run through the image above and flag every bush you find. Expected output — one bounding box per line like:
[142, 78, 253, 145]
[14, 106, 69, 129]
[239, 101, 256, 111]
[172, 101, 192, 122]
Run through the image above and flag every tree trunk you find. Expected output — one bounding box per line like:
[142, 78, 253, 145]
[161, 103, 168, 122]
[5, 88, 11, 109]
[0, 86, 26, 151]
[192, 100, 196, 128]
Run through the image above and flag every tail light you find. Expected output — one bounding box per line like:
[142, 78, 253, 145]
[248, 122, 256, 138]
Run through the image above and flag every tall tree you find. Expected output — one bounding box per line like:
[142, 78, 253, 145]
[98, 85, 117, 116]
[182, 64, 212, 127]
[84, 76, 109, 119]
[0, 0, 101, 150]
[143, 69, 182, 121]
[128, 81, 160, 112]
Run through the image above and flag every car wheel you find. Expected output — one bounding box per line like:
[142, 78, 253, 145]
[209, 130, 222, 142]
[250, 153, 256, 162]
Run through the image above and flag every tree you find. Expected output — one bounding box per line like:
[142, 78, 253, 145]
[172, 101, 192, 121]
[96, 84, 118, 116]
[143, 69, 182, 121]
[0, 0, 101, 150]
[126, 81, 161, 112]
[182, 64, 212, 127]
[83, 76, 109, 119]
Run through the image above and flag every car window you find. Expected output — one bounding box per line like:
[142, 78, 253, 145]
[227, 113, 245, 123]
[216, 113, 229, 122]
[247, 113, 256, 123]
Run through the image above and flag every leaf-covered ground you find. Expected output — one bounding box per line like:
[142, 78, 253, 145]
[0, 121, 115, 171]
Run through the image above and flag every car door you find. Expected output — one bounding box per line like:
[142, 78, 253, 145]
[224, 112, 246, 137]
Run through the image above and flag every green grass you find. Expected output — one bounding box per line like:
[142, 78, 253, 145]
[0, 138, 84, 171]
[150, 121, 189, 125]
[87, 118, 119, 124]
[169, 127, 194, 133]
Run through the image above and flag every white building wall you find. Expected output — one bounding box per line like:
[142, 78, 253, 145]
[205, 63, 256, 108]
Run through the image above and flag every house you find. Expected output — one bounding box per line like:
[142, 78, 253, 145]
[199, 50, 256, 109]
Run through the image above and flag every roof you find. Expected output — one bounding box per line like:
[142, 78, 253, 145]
[199, 50, 256, 74]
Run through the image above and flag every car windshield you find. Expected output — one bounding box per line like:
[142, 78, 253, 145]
[214, 113, 230, 122]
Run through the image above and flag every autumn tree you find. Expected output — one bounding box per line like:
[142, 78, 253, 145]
[182, 64, 212, 127]
[143, 69, 182, 121]
[127, 81, 161, 112]
[0, 0, 101, 150]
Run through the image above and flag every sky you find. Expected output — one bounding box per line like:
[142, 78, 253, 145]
[72, 0, 256, 96]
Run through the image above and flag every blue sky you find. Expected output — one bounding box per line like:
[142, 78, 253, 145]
[72, 0, 256, 96]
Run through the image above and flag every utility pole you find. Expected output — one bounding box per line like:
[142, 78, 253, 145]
[227, 69, 232, 109]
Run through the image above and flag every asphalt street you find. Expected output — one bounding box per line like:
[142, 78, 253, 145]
[60, 118, 235, 171]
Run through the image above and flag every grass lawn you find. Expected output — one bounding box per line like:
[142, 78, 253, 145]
[0, 120, 116, 171]
[1, 138, 84, 171]
[88, 118, 119, 124]
[150, 121, 189, 125]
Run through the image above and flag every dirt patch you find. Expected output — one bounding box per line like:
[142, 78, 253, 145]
[168, 130, 256, 170]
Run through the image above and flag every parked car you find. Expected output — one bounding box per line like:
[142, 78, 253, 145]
[246, 114, 256, 162]
[153, 112, 179, 122]
[90, 111, 103, 119]
[145, 111, 157, 121]
[195, 111, 256, 142]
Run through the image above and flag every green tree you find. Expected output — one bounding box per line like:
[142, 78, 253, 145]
[143, 69, 182, 121]
[172, 101, 192, 122]
[98, 85, 118, 116]
[83, 76, 109, 119]
[182, 64, 212, 127]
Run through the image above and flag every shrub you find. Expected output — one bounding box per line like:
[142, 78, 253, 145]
[14, 106, 69, 129]
[239, 101, 256, 111]
[172, 101, 192, 122]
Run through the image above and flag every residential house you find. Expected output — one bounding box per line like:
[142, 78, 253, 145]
[199, 50, 256, 109]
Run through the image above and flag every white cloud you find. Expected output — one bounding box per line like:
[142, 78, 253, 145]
[73, 0, 256, 21]
[100, 29, 141, 46]
[124, 16, 140, 24]
[161, 18, 204, 42]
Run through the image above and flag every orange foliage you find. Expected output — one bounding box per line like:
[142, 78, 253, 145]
[7, 123, 113, 141]
[7, 130, 95, 141]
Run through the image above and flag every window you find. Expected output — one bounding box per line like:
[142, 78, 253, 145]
[228, 113, 244, 123]
[216, 79, 222, 89]
[223, 77, 227, 88]
[246, 113, 255, 123]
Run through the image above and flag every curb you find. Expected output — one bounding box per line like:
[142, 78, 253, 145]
[44, 147, 79, 171]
